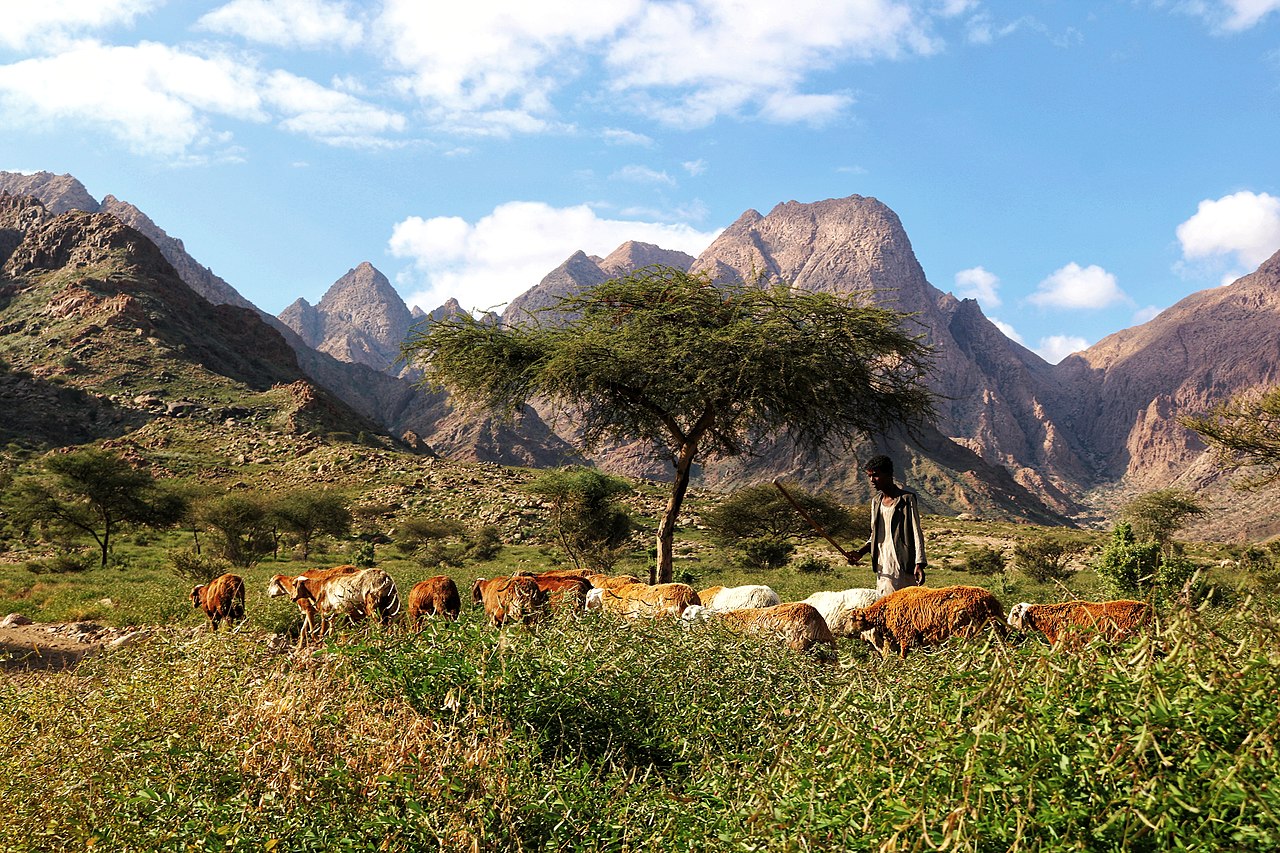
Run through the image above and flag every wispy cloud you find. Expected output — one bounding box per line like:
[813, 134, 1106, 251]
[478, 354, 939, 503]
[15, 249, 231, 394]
[0, 0, 161, 52]
[954, 265, 1001, 307]
[611, 164, 676, 186]
[1035, 334, 1090, 364]
[196, 0, 365, 50]
[389, 200, 721, 314]
[0, 41, 403, 159]
[1178, 0, 1280, 32]
[1027, 262, 1128, 310]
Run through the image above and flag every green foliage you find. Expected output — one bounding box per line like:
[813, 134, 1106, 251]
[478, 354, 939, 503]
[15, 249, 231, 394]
[1182, 385, 1280, 486]
[350, 541, 377, 567]
[24, 550, 96, 575]
[735, 535, 794, 569]
[703, 482, 854, 545]
[964, 544, 1006, 576]
[1120, 488, 1205, 551]
[463, 525, 503, 562]
[394, 516, 466, 554]
[3, 446, 187, 567]
[404, 265, 935, 582]
[1013, 533, 1083, 582]
[271, 488, 352, 560]
[4, 603, 1280, 851]
[195, 491, 274, 568]
[167, 547, 235, 584]
[526, 467, 634, 570]
[1092, 522, 1205, 602]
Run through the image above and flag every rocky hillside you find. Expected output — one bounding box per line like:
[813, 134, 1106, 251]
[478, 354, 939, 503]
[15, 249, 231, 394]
[0, 195, 384, 448]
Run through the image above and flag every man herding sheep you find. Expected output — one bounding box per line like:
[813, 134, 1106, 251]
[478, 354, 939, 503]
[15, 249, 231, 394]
[849, 454, 928, 598]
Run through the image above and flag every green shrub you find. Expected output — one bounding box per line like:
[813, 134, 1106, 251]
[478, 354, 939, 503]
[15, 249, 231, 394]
[965, 545, 1006, 576]
[736, 536, 794, 569]
[349, 541, 376, 567]
[793, 554, 835, 574]
[1013, 534, 1083, 582]
[167, 547, 235, 584]
[24, 550, 96, 575]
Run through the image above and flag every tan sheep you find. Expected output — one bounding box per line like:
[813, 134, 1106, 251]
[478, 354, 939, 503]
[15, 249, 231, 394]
[290, 567, 402, 635]
[685, 602, 837, 659]
[471, 575, 549, 626]
[1007, 599, 1153, 647]
[842, 585, 1008, 657]
[586, 582, 700, 619]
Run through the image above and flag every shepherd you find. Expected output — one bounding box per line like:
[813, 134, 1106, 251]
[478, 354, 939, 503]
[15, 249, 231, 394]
[848, 454, 927, 598]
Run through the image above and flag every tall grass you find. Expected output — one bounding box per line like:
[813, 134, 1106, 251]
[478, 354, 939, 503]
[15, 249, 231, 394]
[3, 599, 1279, 852]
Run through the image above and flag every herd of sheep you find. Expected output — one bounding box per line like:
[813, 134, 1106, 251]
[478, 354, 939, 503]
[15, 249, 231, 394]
[190, 563, 1155, 658]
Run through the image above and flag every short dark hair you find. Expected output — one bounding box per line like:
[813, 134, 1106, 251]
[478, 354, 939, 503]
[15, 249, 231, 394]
[863, 454, 893, 475]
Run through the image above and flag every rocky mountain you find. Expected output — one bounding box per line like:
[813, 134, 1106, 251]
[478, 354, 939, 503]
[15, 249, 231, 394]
[0, 171, 577, 469]
[278, 262, 416, 373]
[0, 195, 384, 447]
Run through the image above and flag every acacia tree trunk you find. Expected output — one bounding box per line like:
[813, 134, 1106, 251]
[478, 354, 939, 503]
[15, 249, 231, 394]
[654, 440, 698, 584]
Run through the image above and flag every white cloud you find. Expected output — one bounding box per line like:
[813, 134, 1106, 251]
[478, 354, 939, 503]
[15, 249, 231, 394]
[1027, 262, 1127, 310]
[196, 0, 364, 50]
[0, 0, 161, 52]
[1035, 334, 1090, 364]
[389, 201, 721, 314]
[376, 1, 935, 134]
[1176, 191, 1280, 271]
[611, 164, 676, 186]
[1132, 305, 1163, 324]
[682, 159, 707, 177]
[990, 318, 1024, 344]
[954, 265, 1001, 307]
[602, 127, 653, 146]
[1187, 0, 1280, 31]
[264, 70, 404, 146]
[0, 41, 401, 158]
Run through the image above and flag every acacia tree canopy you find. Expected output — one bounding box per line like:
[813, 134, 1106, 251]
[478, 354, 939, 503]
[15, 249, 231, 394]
[1181, 387, 1280, 487]
[403, 265, 936, 582]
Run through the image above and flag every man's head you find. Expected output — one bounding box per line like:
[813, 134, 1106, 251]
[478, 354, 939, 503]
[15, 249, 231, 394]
[864, 454, 894, 491]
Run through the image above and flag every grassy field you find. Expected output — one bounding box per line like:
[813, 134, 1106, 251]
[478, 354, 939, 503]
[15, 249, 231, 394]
[1, 459, 1276, 851]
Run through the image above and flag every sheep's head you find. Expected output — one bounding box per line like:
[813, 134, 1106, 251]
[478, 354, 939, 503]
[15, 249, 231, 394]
[1007, 602, 1031, 630]
[471, 578, 486, 606]
[842, 607, 873, 632]
[290, 576, 315, 602]
[266, 575, 292, 598]
[190, 585, 204, 608]
[680, 604, 711, 624]
[584, 588, 604, 610]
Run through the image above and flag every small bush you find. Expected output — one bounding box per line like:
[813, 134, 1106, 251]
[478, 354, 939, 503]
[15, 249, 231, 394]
[965, 545, 1006, 576]
[1013, 535, 1082, 582]
[464, 525, 503, 562]
[736, 536, 794, 570]
[168, 548, 235, 584]
[25, 550, 96, 575]
[793, 555, 835, 575]
[350, 542, 376, 567]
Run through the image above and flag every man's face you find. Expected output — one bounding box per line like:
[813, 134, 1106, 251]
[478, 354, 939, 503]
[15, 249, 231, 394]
[865, 467, 892, 491]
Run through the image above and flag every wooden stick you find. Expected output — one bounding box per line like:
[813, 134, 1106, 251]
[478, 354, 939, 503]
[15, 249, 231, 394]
[772, 477, 855, 562]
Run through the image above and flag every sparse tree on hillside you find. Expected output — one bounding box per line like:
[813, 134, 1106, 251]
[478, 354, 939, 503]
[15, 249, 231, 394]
[271, 488, 352, 561]
[2, 447, 186, 567]
[403, 265, 935, 582]
[527, 467, 635, 571]
[1120, 489, 1205, 553]
[1181, 386, 1280, 487]
[197, 492, 274, 567]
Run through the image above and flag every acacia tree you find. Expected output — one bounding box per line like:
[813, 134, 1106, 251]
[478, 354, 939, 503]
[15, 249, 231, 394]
[1181, 387, 1280, 487]
[3, 447, 185, 567]
[403, 266, 935, 583]
[271, 488, 352, 561]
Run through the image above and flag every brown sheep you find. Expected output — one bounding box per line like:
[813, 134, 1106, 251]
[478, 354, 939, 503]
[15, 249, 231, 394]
[586, 582, 700, 619]
[267, 564, 362, 637]
[471, 575, 549, 626]
[586, 573, 643, 590]
[530, 574, 593, 610]
[843, 585, 1008, 657]
[1007, 600, 1153, 647]
[190, 572, 245, 630]
[686, 602, 837, 659]
[407, 576, 462, 626]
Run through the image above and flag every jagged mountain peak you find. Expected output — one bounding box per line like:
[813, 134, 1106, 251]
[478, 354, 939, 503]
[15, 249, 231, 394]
[598, 241, 695, 277]
[0, 171, 99, 215]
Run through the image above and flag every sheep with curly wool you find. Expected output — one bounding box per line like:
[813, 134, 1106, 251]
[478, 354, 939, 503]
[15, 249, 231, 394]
[842, 585, 1007, 657]
[801, 587, 879, 637]
[698, 584, 781, 611]
[1007, 599, 1152, 647]
[586, 582, 699, 619]
[683, 602, 837, 659]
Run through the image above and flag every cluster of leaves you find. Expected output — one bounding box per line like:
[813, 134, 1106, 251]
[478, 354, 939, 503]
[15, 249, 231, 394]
[964, 544, 1006, 576]
[1012, 533, 1085, 582]
[393, 517, 503, 569]
[704, 482, 855, 570]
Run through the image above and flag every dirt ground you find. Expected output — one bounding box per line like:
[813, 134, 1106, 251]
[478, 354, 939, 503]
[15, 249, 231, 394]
[0, 620, 148, 672]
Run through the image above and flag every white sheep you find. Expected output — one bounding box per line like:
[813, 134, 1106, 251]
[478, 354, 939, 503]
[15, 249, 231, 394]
[698, 584, 781, 611]
[801, 588, 879, 637]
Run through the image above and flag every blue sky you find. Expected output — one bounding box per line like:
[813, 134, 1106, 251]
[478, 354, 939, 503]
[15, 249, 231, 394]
[2, 0, 1279, 363]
